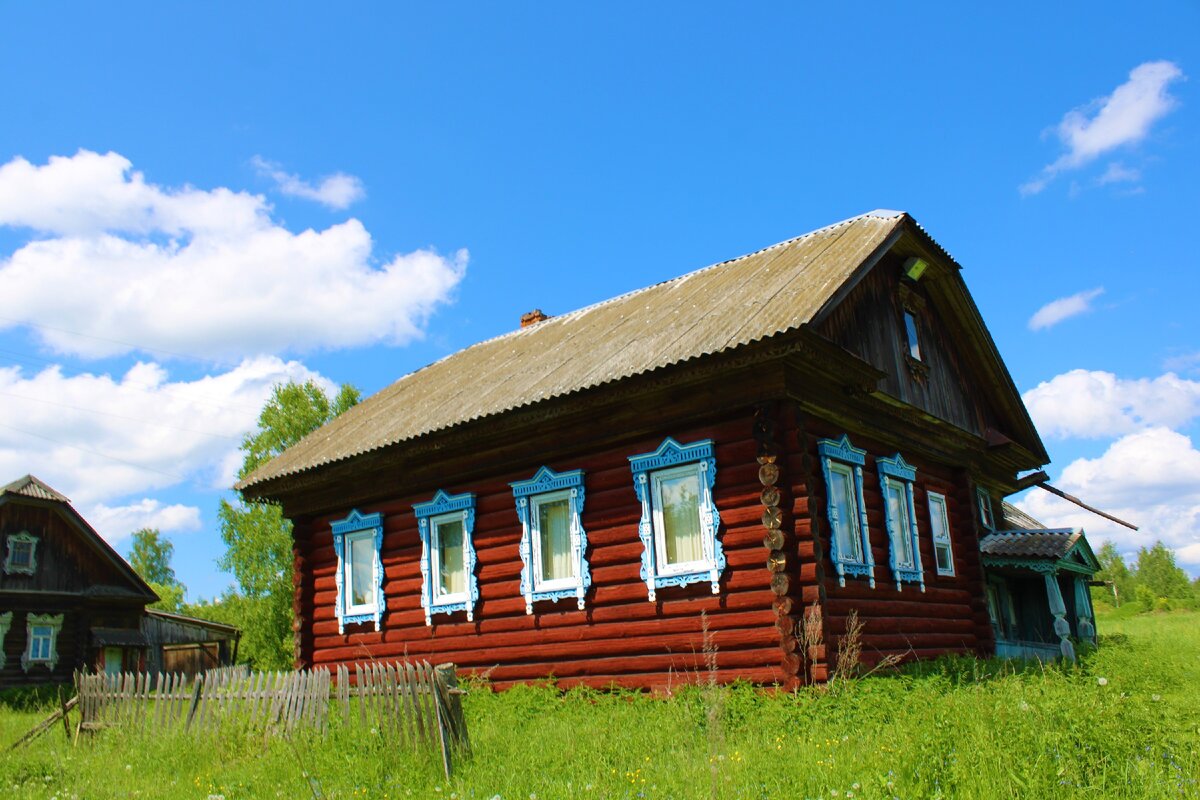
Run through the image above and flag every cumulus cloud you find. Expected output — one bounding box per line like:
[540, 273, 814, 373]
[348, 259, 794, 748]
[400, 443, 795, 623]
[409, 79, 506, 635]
[0, 355, 334, 517]
[86, 499, 202, 546]
[1096, 162, 1142, 186]
[1017, 428, 1200, 571]
[1021, 60, 1184, 195]
[0, 150, 466, 360]
[251, 155, 365, 210]
[1024, 369, 1200, 439]
[1028, 287, 1105, 330]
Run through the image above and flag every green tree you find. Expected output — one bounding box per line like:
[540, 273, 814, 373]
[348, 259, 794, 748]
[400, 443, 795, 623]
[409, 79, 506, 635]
[219, 380, 359, 669]
[1092, 541, 1135, 607]
[127, 528, 186, 612]
[1134, 541, 1192, 604]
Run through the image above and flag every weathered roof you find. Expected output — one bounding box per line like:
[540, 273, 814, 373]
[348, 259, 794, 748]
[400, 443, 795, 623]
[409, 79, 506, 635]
[92, 627, 150, 647]
[980, 528, 1081, 561]
[239, 210, 915, 491]
[2, 474, 70, 503]
[1000, 500, 1044, 530]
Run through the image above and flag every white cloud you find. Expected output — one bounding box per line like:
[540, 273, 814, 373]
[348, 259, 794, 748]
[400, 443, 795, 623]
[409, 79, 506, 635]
[251, 155, 365, 210]
[0, 150, 466, 360]
[1024, 369, 1200, 439]
[1164, 352, 1200, 375]
[1017, 428, 1200, 573]
[86, 499, 202, 546]
[1028, 287, 1105, 330]
[1020, 60, 1183, 195]
[1096, 162, 1142, 186]
[0, 355, 334, 513]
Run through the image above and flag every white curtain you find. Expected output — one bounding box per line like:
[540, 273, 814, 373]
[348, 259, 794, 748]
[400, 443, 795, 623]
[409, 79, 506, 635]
[538, 498, 573, 581]
[660, 472, 703, 565]
[437, 519, 465, 595]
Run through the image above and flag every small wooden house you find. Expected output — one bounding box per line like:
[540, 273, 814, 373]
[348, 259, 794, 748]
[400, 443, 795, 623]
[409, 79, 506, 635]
[0, 475, 243, 686]
[237, 211, 1098, 689]
[0, 475, 157, 686]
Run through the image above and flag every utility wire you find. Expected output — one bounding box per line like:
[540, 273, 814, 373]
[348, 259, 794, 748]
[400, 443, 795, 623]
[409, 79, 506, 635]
[0, 422, 185, 481]
[0, 390, 241, 441]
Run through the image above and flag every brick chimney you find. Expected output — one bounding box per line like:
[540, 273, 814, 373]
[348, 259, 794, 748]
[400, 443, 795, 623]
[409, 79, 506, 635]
[520, 309, 550, 328]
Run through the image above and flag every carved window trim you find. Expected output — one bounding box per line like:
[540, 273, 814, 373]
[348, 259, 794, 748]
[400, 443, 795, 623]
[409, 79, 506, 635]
[817, 434, 875, 588]
[22, 612, 63, 671]
[413, 490, 478, 626]
[331, 510, 385, 634]
[877, 453, 925, 591]
[0, 611, 10, 670]
[628, 437, 724, 602]
[928, 491, 956, 577]
[511, 466, 590, 614]
[4, 531, 38, 575]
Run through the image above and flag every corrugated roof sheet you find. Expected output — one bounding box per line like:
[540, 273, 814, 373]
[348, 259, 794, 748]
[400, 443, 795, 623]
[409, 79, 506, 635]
[980, 529, 1081, 561]
[238, 211, 909, 491]
[1, 474, 69, 503]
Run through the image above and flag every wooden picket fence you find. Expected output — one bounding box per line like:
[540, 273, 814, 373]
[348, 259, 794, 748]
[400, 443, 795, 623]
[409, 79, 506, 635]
[73, 660, 469, 777]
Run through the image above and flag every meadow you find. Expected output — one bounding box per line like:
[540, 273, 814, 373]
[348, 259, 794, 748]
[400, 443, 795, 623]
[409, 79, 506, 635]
[2, 609, 1197, 799]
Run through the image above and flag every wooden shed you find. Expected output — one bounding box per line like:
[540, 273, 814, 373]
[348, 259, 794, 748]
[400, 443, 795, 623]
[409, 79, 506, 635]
[236, 210, 1097, 689]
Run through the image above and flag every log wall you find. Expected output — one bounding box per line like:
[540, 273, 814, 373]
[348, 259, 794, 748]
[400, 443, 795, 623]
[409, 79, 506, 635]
[294, 412, 791, 690]
[800, 416, 994, 669]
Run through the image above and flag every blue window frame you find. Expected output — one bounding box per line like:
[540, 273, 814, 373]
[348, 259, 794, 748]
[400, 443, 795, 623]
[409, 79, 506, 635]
[21, 613, 63, 671]
[928, 491, 955, 577]
[4, 531, 38, 575]
[511, 466, 590, 613]
[817, 435, 874, 588]
[413, 490, 478, 626]
[629, 437, 724, 601]
[876, 453, 925, 591]
[331, 510, 385, 634]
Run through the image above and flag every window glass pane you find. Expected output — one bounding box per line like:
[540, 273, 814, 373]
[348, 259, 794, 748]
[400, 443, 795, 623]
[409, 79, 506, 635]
[437, 519, 465, 596]
[537, 498, 573, 582]
[934, 542, 953, 573]
[11, 542, 31, 566]
[886, 483, 913, 567]
[829, 469, 861, 562]
[349, 535, 374, 607]
[660, 471, 703, 565]
[904, 311, 921, 360]
[929, 497, 949, 542]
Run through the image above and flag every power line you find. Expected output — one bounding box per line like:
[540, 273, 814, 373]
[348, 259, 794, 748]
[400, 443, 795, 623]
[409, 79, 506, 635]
[0, 390, 241, 441]
[0, 313, 228, 365]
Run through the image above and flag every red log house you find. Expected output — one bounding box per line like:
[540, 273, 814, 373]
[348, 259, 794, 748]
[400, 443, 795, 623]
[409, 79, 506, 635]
[237, 211, 1099, 689]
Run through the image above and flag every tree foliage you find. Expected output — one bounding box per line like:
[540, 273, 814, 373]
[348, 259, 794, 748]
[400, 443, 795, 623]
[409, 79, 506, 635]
[1091, 539, 1198, 612]
[127, 528, 186, 612]
[218, 380, 359, 669]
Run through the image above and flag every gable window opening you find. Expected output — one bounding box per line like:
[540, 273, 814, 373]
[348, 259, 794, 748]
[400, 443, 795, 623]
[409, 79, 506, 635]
[903, 309, 922, 361]
[817, 434, 875, 588]
[4, 531, 38, 575]
[22, 612, 63, 671]
[413, 490, 479, 626]
[877, 453, 925, 592]
[511, 466, 590, 614]
[331, 510, 385, 634]
[629, 438, 725, 602]
[928, 491, 956, 576]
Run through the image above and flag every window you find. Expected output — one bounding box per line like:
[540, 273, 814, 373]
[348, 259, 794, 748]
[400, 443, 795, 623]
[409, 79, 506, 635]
[413, 490, 478, 625]
[22, 613, 63, 671]
[928, 491, 955, 576]
[877, 454, 924, 591]
[903, 310, 922, 360]
[629, 437, 724, 601]
[0, 612, 10, 670]
[977, 487, 995, 530]
[817, 435, 875, 588]
[4, 531, 38, 575]
[331, 510, 385, 634]
[511, 466, 590, 613]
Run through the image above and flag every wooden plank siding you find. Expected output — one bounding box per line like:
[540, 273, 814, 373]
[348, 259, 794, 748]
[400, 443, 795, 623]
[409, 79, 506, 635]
[293, 413, 793, 690]
[800, 416, 994, 668]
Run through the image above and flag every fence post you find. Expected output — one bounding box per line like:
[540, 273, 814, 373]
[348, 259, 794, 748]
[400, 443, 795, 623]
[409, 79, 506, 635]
[184, 674, 205, 732]
[434, 663, 469, 754]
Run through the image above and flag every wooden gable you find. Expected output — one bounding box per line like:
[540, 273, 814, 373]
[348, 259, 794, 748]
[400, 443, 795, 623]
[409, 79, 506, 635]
[812, 224, 1047, 469]
[0, 482, 157, 602]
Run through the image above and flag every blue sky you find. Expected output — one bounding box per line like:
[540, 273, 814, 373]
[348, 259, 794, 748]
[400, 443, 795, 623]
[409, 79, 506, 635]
[0, 3, 1197, 598]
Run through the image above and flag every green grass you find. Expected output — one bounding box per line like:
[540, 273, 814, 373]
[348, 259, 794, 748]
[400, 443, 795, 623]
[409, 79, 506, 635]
[3, 610, 1198, 799]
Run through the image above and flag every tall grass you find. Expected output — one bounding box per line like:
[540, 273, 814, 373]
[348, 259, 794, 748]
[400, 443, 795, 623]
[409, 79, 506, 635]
[3, 609, 1198, 799]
